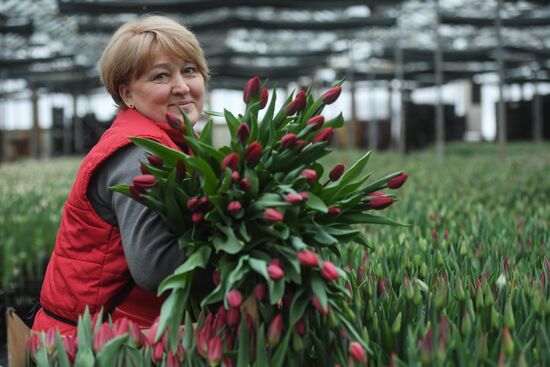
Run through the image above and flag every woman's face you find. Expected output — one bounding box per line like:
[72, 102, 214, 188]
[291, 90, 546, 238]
[120, 52, 205, 125]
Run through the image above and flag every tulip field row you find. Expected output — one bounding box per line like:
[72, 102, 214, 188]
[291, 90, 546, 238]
[2, 142, 549, 365]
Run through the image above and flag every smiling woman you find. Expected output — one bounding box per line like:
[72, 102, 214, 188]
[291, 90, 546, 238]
[31, 15, 214, 336]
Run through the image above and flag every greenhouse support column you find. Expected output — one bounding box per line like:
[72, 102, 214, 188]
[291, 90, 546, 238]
[434, 0, 444, 160]
[368, 72, 378, 150]
[31, 88, 41, 159]
[395, 21, 406, 154]
[73, 93, 84, 153]
[532, 67, 543, 143]
[495, 0, 507, 159]
[347, 44, 358, 149]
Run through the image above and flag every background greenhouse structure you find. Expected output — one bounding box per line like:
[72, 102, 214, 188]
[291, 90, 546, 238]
[1, 0, 549, 366]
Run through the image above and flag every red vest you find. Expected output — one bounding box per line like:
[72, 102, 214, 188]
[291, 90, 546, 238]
[37, 109, 181, 328]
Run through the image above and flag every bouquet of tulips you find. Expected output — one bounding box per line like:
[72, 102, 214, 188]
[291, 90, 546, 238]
[27, 77, 408, 366]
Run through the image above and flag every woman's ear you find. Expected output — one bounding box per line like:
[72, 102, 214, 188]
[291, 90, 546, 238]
[119, 84, 133, 108]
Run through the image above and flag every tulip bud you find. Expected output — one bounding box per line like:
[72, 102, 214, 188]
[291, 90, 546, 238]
[348, 342, 367, 364]
[240, 178, 252, 191]
[28, 333, 42, 360]
[227, 201, 242, 215]
[133, 174, 157, 191]
[128, 321, 144, 347]
[264, 208, 284, 222]
[129, 185, 141, 200]
[299, 192, 309, 201]
[147, 155, 163, 168]
[285, 90, 307, 115]
[226, 308, 240, 328]
[267, 314, 283, 347]
[281, 133, 297, 149]
[236, 123, 251, 143]
[227, 288, 243, 308]
[176, 159, 186, 180]
[322, 87, 342, 105]
[328, 207, 341, 216]
[166, 112, 182, 130]
[268, 262, 284, 280]
[300, 169, 317, 183]
[294, 320, 306, 336]
[93, 323, 114, 353]
[166, 350, 180, 367]
[187, 197, 199, 212]
[212, 270, 221, 286]
[312, 127, 334, 144]
[294, 140, 306, 150]
[387, 172, 408, 189]
[297, 250, 319, 267]
[292, 331, 304, 352]
[231, 171, 240, 183]
[260, 87, 269, 109]
[208, 336, 223, 366]
[329, 164, 345, 181]
[369, 195, 394, 210]
[243, 76, 260, 104]
[502, 327, 514, 356]
[461, 311, 472, 335]
[63, 335, 76, 364]
[307, 115, 324, 130]
[192, 212, 204, 223]
[285, 193, 303, 205]
[221, 153, 240, 171]
[311, 297, 330, 315]
[320, 261, 339, 281]
[254, 283, 267, 301]
[244, 141, 262, 166]
[112, 317, 129, 336]
[504, 299, 515, 329]
[151, 342, 165, 363]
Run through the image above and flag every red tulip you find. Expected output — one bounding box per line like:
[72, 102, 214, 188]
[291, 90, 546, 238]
[226, 308, 240, 328]
[254, 283, 267, 301]
[63, 335, 76, 364]
[237, 122, 250, 142]
[227, 201, 242, 215]
[151, 341, 165, 363]
[244, 141, 262, 166]
[147, 155, 163, 167]
[300, 169, 317, 183]
[294, 320, 306, 336]
[267, 314, 283, 347]
[166, 350, 180, 367]
[369, 191, 385, 197]
[387, 172, 408, 189]
[129, 185, 141, 200]
[165, 111, 182, 129]
[264, 208, 284, 222]
[208, 336, 223, 366]
[284, 193, 303, 205]
[112, 317, 129, 336]
[322, 86, 342, 105]
[349, 342, 367, 363]
[311, 297, 330, 315]
[312, 127, 334, 144]
[295, 140, 306, 150]
[329, 164, 345, 181]
[231, 171, 240, 183]
[93, 323, 114, 353]
[28, 333, 42, 360]
[369, 195, 394, 210]
[307, 115, 324, 130]
[222, 356, 234, 367]
[260, 87, 269, 109]
[281, 133, 297, 149]
[132, 174, 156, 191]
[268, 263, 284, 280]
[187, 197, 200, 212]
[192, 212, 204, 223]
[243, 75, 260, 104]
[285, 90, 307, 115]
[128, 321, 145, 347]
[176, 159, 186, 180]
[240, 178, 252, 191]
[196, 329, 209, 358]
[320, 261, 339, 281]
[297, 250, 318, 267]
[227, 288, 243, 308]
[328, 206, 341, 216]
[214, 306, 226, 333]
[212, 270, 221, 286]
[221, 153, 240, 171]
[299, 192, 309, 201]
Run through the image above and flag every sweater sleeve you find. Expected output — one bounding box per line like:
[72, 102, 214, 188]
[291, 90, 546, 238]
[87, 144, 187, 292]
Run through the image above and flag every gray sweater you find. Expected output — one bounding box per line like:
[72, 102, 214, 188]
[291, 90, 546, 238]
[87, 144, 187, 292]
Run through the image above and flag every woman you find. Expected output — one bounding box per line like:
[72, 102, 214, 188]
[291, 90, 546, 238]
[32, 15, 210, 334]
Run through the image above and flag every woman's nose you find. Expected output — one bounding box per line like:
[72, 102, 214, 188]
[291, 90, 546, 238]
[172, 74, 190, 94]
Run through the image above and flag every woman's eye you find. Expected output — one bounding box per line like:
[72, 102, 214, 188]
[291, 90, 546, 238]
[184, 66, 196, 74]
[153, 73, 168, 81]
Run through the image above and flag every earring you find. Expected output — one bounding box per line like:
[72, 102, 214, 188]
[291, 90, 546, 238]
[128, 103, 134, 109]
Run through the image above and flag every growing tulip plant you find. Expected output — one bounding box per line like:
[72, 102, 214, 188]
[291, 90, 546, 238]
[27, 77, 408, 366]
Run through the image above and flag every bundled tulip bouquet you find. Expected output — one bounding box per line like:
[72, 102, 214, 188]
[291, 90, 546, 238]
[27, 77, 408, 366]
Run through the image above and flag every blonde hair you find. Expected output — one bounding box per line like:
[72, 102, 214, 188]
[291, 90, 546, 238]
[99, 15, 209, 108]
